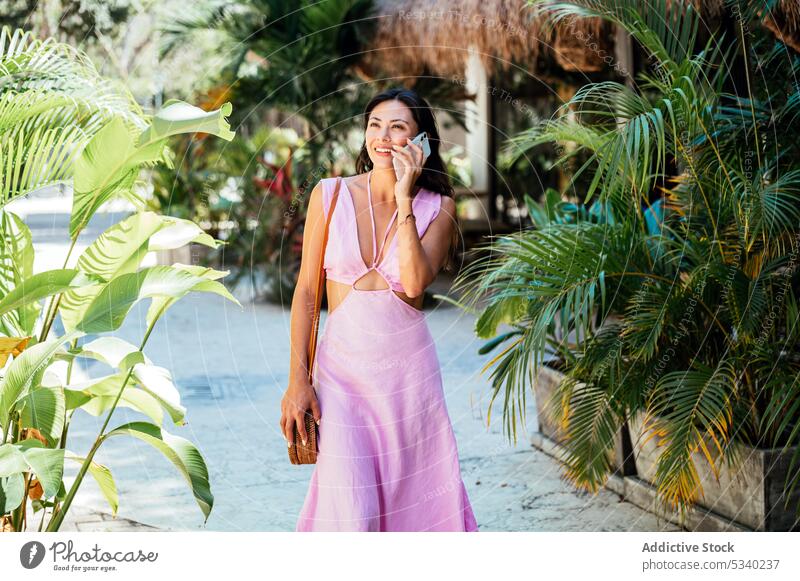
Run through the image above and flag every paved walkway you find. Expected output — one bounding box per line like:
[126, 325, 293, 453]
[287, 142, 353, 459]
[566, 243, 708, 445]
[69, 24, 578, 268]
[24, 505, 164, 532]
[10, 188, 678, 532]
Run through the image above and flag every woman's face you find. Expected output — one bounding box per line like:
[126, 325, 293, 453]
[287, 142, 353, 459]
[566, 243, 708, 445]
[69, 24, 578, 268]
[364, 99, 419, 170]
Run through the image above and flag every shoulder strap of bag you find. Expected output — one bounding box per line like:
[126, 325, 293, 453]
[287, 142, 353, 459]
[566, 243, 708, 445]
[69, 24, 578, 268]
[307, 177, 342, 384]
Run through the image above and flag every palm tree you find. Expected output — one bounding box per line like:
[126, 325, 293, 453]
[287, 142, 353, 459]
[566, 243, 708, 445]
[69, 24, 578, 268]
[454, 0, 800, 519]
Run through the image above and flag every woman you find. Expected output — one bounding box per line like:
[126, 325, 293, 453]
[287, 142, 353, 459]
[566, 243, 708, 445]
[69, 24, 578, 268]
[281, 87, 478, 532]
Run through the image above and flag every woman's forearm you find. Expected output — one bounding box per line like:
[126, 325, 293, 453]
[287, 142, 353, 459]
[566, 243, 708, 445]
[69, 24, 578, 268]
[395, 197, 433, 297]
[288, 283, 316, 387]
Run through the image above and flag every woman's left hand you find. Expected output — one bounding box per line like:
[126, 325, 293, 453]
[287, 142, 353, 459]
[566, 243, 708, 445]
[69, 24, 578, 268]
[392, 137, 424, 202]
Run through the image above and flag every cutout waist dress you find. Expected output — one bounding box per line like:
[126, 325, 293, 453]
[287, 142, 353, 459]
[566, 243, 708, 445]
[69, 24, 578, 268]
[295, 172, 479, 532]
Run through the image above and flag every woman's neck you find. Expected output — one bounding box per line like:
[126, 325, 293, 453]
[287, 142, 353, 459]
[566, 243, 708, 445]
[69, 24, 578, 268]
[368, 167, 397, 203]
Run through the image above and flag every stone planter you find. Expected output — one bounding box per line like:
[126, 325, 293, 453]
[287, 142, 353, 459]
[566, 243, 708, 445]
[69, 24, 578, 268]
[532, 364, 567, 444]
[532, 365, 630, 475]
[629, 410, 800, 531]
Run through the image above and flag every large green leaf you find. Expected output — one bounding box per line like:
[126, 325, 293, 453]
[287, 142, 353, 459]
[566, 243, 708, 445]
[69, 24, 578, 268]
[148, 217, 219, 251]
[0, 473, 24, 513]
[69, 101, 234, 238]
[0, 209, 37, 336]
[0, 330, 83, 431]
[64, 374, 164, 426]
[475, 295, 528, 339]
[131, 364, 185, 426]
[80, 391, 165, 427]
[137, 100, 235, 145]
[16, 440, 64, 499]
[18, 384, 66, 446]
[71, 336, 153, 369]
[105, 421, 213, 522]
[65, 451, 118, 517]
[59, 211, 221, 333]
[0, 269, 104, 317]
[0, 443, 28, 475]
[74, 266, 210, 334]
[0, 441, 64, 500]
[69, 118, 140, 238]
[145, 263, 240, 328]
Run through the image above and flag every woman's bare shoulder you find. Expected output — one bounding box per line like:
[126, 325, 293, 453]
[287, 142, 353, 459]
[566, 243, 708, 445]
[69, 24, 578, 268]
[341, 173, 364, 190]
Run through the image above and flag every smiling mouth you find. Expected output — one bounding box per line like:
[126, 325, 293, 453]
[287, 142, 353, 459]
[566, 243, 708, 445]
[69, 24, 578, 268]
[374, 145, 393, 155]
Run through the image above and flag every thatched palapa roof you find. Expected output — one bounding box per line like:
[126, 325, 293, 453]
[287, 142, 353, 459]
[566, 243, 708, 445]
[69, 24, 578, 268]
[357, 0, 607, 79]
[357, 0, 800, 81]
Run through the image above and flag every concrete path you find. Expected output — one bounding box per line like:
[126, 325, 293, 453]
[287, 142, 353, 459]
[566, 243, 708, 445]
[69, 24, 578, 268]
[9, 187, 678, 532]
[23, 505, 164, 532]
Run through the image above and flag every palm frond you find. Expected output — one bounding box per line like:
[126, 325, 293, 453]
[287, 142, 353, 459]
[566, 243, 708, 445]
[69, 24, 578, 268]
[0, 26, 144, 206]
[647, 359, 738, 513]
[528, 0, 701, 71]
[554, 375, 622, 490]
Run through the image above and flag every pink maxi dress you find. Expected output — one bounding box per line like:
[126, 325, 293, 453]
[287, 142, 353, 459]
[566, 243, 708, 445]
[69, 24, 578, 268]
[296, 171, 479, 532]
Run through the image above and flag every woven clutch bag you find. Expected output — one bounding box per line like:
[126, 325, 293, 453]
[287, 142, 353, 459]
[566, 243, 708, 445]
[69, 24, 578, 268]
[289, 176, 342, 465]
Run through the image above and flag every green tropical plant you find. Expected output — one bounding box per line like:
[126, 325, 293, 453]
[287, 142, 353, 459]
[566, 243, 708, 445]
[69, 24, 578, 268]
[0, 26, 145, 206]
[157, 0, 469, 161]
[0, 26, 239, 532]
[209, 126, 315, 302]
[148, 126, 325, 302]
[158, 0, 377, 140]
[454, 0, 800, 521]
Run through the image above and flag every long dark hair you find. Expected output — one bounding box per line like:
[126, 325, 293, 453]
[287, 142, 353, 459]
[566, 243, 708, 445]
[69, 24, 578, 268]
[355, 87, 459, 271]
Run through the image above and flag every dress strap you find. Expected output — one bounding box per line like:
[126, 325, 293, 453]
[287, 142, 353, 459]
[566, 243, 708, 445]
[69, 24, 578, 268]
[366, 170, 399, 267]
[366, 170, 377, 265]
[376, 207, 398, 265]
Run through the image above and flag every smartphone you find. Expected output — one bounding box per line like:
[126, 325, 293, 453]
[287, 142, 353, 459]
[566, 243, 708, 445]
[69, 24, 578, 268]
[393, 131, 431, 180]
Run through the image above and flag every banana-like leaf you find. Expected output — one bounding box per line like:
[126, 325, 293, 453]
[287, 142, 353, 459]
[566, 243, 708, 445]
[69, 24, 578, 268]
[0, 269, 104, 317]
[69, 101, 234, 238]
[0, 473, 24, 513]
[60, 212, 223, 333]
[0, 441, 64, 499]
[0, 443, 28, 475]
[64, 374, 164, 426]
[105, 421, 213, 522]
[145, 263, 240, 328]
[475, 295, 528, 339]
[147, 218, 219, 251]
[131, 364, 185, 426]
[80, 391, 164, 427]
[71, 336, 153, 369]
[74, 266, 212, 334]
[69, 117, 144, 239]
[0, 329, 83, 431]
[138, 100, 235, 145]
[65, 451, 118, 517]
[18, 384, 65, 446]
[15, 439, 64, 499]
[0, 210, 37, 336]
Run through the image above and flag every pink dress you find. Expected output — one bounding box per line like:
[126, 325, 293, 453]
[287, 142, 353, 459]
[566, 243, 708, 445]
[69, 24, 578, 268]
[296, 171, 479, 532]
